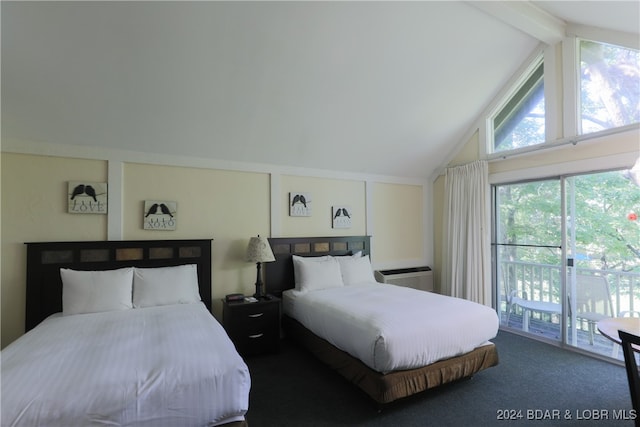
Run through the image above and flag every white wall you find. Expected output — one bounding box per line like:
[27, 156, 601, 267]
[1, 141, 431, 348]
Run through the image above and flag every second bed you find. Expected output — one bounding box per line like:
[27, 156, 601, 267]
[266, 235, 500, 405]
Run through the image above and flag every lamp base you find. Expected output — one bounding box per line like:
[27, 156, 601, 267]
[253, 285, 263, 299]
[253, 262, 264, 299]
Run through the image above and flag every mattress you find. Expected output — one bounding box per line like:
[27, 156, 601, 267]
[1, 302, 250, 427]
[283, 283, 499, 373]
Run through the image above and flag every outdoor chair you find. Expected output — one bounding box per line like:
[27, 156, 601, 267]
[573, 274, 615, 345]
[618, 330, 640, 426]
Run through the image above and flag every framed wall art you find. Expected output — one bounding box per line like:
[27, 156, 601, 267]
[68, 182, 108, 214]
[332, 205, 352, 229]
[143, 200, 177, 230]
[290, 192, 312, 217]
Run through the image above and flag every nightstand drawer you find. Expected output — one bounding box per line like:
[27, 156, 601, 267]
[226, 303, 278, 330]
[231, 328, 280, 356]
[222, 298, 280, 356]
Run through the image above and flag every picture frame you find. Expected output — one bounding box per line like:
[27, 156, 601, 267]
[143, 200, 177, 230]
[68, 181, 108, 214]
[290, 192, 312, 217]
[332, 205, 352, 229]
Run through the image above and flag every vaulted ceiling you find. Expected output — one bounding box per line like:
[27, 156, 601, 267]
[2, 1, 638, 179]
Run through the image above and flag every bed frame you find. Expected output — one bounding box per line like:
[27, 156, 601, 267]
[265, 235, 499, 406]
[25, 239, 213, 331]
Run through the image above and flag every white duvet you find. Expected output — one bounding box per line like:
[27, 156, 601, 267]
[283, 283, 499, 373]
[1, 302, 250, 427]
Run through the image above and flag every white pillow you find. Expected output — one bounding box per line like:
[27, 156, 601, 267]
[333, 251, 362, 259]
[337, 255, 376, 286]
[61, 267, 134, 315]
[333, 251, 362, 270]
[133, 264, 201, 308]
[292, 255, 344, 293]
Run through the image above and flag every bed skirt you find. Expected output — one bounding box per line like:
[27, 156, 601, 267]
[282, 315, 499, 405]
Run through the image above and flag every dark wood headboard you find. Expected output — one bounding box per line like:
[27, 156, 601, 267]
[265, 236, 371, 296]
[25, 239, 212, 331]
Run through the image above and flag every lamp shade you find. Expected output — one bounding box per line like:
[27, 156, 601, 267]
[246, 236, 275, 263]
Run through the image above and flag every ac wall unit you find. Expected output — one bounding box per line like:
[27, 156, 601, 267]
[374, 266, 433, 292]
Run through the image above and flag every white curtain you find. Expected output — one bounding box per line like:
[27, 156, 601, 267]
[442, 160, 491, 305]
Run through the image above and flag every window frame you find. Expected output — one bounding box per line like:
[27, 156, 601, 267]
[482, 47, 554, 160]
[478, 28, 638, 162]
[575, 37, 640, 136]
[490, 55, 545, 154]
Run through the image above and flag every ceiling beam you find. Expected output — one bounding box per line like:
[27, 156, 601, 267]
[468, 1, 566, 45]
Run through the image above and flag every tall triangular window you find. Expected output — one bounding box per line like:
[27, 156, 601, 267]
[489, 55, 545, 154]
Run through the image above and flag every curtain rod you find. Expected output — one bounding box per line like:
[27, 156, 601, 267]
[487, 124, 639, 162]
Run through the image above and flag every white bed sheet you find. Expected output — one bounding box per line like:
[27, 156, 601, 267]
[283, 283, 499, 374]
[1, 302, 250, 427]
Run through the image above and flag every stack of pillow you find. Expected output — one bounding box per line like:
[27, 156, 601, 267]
[292, 252, 377, 293]
[59, 264, 200, 316]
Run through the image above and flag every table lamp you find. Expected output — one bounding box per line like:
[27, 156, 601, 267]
[245, 235, 275, 299]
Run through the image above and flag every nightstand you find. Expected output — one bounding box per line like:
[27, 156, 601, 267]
[222, 297, 280, 356]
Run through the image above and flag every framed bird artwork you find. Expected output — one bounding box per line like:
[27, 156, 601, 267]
[332, 205, 352, 229]
[143, 200, 177, 230]
[289, 192, 312, 217]
[68, 182, 108, 214]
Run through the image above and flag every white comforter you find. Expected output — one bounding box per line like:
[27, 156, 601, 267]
[283, 283, 499, 373]
[1, 302, 250, 427]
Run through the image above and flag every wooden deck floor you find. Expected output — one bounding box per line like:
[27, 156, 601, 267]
[499, 310, 623, 361]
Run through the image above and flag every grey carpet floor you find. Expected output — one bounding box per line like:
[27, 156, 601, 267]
[244, 330, 635, 426]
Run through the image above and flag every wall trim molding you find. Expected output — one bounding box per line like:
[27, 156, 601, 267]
[4, 137, 433, 269]
[107, 161, 123, 240]
[3, 137, 429, 186]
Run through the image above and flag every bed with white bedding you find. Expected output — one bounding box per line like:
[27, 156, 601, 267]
[2, 239, 250, 427]
[2, 303, 250, 427]
[283, 283, 498, 374]
[266, 235, 499, 405]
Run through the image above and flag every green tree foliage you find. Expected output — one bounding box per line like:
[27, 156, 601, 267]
[571, 172, 640, 273]
[497, 172, 640, 273]
[581, 41, 640, 132]
[497, 180, 561, 264]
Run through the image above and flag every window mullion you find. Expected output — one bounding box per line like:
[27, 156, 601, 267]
[562, 36, 579, 138]
[544, 43, 562, 144]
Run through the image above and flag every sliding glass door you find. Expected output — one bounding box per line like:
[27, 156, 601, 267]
[494, 179, 563, 342]
[494, 169, 640, 358]
[564, 171, 640, 357]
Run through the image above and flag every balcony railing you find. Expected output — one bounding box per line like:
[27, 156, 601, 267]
[499, 261, 640, 360]
[499, 260, 640, 318]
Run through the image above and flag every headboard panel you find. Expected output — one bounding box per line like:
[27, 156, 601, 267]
[265, 235, 371, 296]
[25, 239, 212, 331]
